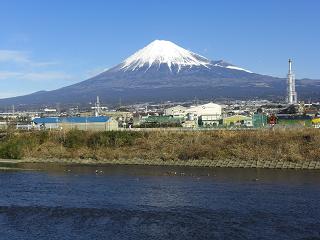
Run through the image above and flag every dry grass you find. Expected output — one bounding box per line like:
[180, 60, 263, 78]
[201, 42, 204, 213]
[0, 129, 319, 163]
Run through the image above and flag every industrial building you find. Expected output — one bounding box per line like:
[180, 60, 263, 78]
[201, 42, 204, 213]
[163, 102, 222, 128]
[276, 115, 313, 127]
[33, 116, 118, 131]
[223, 115, 253, 127]
[312, 118, 320, 128]
[186, 102, 222, 119]
[164, 102, 222, 118]
[139, 115, 183, 127]
[198, 115, 221, 127]
[164, 105, 187, 117]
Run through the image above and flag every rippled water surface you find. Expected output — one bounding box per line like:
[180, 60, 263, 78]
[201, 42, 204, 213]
[0, 163, 320, 239]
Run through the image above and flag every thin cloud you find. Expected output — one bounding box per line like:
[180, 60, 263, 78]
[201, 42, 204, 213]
[0, 50, 29, 63]
[21, 72, 73, 81]
[0, 71, 21, 80]
[0, 71, 73, 82]
[0, 50, 71, 83]
[0, 50, 59, 66]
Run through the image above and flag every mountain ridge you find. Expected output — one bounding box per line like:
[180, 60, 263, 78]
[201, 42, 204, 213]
[0, 40, 320, 108]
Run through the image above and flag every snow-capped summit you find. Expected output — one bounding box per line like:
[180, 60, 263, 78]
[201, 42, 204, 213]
[120, 40, 211, 72]
[118, 40, 252, 74]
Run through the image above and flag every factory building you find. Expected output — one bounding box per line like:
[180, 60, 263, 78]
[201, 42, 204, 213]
[186, 102, 222, 117]
[186, 102, 222, 127]
[164, 102, 222, 119]
[33, 116, 118, 131]
[164, 102, 222, 128]
[223, 115, 253, 127]
[312, 117, 320, 128]
[198, 115, 221, 127]
[276, 115, 313, 127]
[139, 115, 183, 127]
[164, 105, 187, 117]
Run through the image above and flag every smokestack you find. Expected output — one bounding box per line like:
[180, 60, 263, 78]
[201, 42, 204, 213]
[287, 59, 297, 105]
[288, 59, 292, 74]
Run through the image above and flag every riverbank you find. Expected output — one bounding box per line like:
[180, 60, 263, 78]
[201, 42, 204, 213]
[1, 157, 318, 170]
[0, 128, 319, 169]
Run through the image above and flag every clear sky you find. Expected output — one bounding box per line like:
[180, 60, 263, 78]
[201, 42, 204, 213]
[0, 0, 319, 98]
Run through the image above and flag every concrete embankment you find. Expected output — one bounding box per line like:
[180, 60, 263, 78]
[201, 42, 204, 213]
[4, 158, 319, 170]
[1, 129, 320, 170]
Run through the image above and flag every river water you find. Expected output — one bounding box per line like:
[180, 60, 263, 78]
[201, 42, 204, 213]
[0, 163, 319, 239]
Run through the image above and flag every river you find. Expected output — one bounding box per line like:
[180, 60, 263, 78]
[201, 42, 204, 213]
[0, 163, 319, 239]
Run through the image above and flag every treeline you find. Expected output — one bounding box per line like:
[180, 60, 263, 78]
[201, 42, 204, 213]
[0, 129, 319, 163]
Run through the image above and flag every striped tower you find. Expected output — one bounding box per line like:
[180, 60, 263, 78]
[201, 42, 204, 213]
[287, 59, 297, 104]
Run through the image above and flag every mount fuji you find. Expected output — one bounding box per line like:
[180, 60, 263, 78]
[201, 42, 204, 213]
[1, 40, 320, 107]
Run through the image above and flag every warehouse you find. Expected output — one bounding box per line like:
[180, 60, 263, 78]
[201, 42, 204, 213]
[312, 117, 320, 128]
[198, 115, 221, 127]
[140, 115, 183, 127]
[186, 102, 222, 117]
[164, 105, 187, 117]
[276, 115, 312, 127]
[185, 102, 222, 126]
[33, 116, 118, 131]
[223, 115, 253, 127]
[163, 102, 222, 128]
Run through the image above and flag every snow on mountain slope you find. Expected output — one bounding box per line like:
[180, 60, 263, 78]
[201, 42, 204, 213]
[118, 40, 252, 74]
[225, 65, 253, 73]
[120, 40, 211, 72]
[212, 60, 253, 73]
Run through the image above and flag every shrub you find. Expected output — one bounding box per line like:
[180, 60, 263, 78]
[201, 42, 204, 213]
[87, 131, 143, 148]
[63, 129, 88, 148]
[0, 138, 24, 159]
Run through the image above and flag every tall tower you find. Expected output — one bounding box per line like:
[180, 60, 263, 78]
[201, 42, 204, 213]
[287, 59, 297, 104]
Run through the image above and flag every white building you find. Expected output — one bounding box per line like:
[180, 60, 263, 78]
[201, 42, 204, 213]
[44, 108, 57, 113]
[164, 105, 187, 117]
[164, 102, 222, 128]
[186, 102, 222, 120]
[199, 115, 221, 127]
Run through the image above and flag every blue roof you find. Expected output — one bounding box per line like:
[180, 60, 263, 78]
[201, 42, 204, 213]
[33, 116, 110, 124]
[33, 117, 59, 124]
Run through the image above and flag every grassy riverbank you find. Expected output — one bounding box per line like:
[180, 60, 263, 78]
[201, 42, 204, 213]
[0, 129, 319, 167]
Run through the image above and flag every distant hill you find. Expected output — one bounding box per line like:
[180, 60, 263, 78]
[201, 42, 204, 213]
[1, 40, 320, 108]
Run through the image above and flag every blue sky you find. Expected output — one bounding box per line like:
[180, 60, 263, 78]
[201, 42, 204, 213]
[0, 0, 319, 98]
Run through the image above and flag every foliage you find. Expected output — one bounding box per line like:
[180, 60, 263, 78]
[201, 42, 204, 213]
[0, 129, 319, 163]
[0, 138, 24, 159]
[87, 131, 144, 148]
